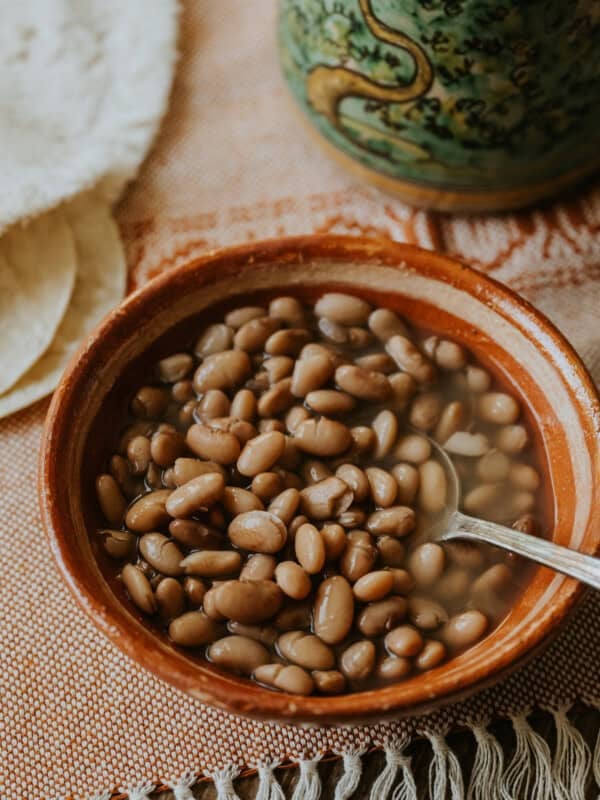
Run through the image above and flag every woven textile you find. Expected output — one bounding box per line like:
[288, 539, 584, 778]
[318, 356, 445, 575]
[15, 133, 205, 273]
[1, 2, 598, 798]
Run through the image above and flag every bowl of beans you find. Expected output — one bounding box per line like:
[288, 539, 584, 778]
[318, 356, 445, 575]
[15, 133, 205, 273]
[40, 235, 600, 723]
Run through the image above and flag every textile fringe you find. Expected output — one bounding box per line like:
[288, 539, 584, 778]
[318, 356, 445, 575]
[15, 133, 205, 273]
[291, 757, 322, 800]
[467, 722, 504, 800]
[502, 713, 553, 800]
[333, 749, 364, 800]
[255, 762, 286, 800]
[426, 732, 464, 800]
[98, 702, 600, 800]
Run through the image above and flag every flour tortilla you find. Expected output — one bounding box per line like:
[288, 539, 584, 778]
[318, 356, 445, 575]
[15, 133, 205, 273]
[0, 0, 178, 234]
[0, 211, 77, 394]
[0, 195, 126, 418]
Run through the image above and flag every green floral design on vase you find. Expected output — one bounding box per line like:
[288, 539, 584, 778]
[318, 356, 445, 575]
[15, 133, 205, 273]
[278, 0, 600, 190]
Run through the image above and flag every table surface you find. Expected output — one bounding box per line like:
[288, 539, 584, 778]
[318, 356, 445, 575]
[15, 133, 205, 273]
[149, 706, 598, 799]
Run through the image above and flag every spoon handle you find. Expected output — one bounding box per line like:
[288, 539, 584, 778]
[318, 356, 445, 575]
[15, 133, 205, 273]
[443, 511, 600, 590]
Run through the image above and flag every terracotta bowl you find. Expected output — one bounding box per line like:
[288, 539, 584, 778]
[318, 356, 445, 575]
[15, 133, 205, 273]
[40, 235, 600, 725]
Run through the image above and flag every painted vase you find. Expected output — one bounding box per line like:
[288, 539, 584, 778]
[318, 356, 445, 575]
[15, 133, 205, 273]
[278, 0, 600, 212]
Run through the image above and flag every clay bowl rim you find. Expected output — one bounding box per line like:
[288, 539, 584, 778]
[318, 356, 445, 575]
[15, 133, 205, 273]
[39, 234, 600, 724]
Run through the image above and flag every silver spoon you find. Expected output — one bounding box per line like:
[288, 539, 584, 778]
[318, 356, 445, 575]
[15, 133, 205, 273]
[422, 433, 600, 590]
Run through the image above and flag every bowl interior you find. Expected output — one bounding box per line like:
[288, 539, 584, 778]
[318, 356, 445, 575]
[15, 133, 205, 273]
[42, 238, 600, 723]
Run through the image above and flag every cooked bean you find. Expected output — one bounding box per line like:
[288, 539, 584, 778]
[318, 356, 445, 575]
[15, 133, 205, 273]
[434, 401, 465, 443]
[423, 337, 467, 371]
[165, 473, 225, 518]
[302, 459, 333, 485]
[227, 622, 278, 646]
[294, 416, 352, 457]
[254, 663, 313, 695]
[355, 353, 395, 373]
[471, 564, 513, 615]
[335, 464, 369, 502]
[209, 635, 270, 675]
[340, 530, 377, 582]
[127, 436, 152, 476]
[416, 640, 447, 670]
[368, 308, 408, 341]
[237, 431, 286, 476]
[377, 536, 405, 567]
[183, 576, 207, 607]
[168, 519, 222, 550]
[408, 543, 445, 588]
[225, 306, 266, 329]
[391, 464, 419, 505]
[465, 365, 491, 393]
[257, 378, 294, 417]
[267, 488, 300, 526]
[194, 323, 234, 357]
[234, 316, 280, 352]
[367, 506, 415, 538]
[181, 550, 242, 578]
[155, 577, 186, 620]
[300, 477, 353, 520]
[495, 424, 529, 454]
[125, 489, 171, 532]
[386, 335, 435, 384]
[366, 467, 397, 507]
[285, 405, 311, 434]
[294, 523, 326, 574]
[251, 472, 284, 502]
[158, 353, 193, 383]
[463, 483, 502, 515]
[434, 567, 471, 602]
[353, 570, 393, 602]
[509, 490, 535, 516]
[196, 389, 230, 422]
[96, 474, 127, 525]
[263, 357, 294, 385]
[509, 463, 540, 491]
[338, 507, 366, 528]
[239, 554, 277, 582]
[312, 669, 346, 694]
[223, 486, 264, 515]
[121, 564, 156, 614]
[139, 533, 183, 576]
[131, 386, 170, 419]
[101, 529, 135, 559]
[350, 425, 376, 454]
[109, 454, 138, 498]
[385, 625, 423, 657]
[208, 416, 257, 444]
[394, 434, 431, 463]
[335, 364, 391, 401]
[230, 388, 257, 421]
[313, 576, 354, 644]
[291, 354, 333, 398]
[478, 392, 520, 425]
[145, 461, 163, 490]
[377, 656, 411, 680]
[186, 423, 241, 464]
[357, 596, 407, 637]
[476, 449, 511, 482]
[305, 389, 355, 416]
[202, 587, 226, 620]
[268, 296, 306, 327]
[388, 372, 416, 409]
[151, 429, 185, 468]
[340, 640, 376, 680]
[278, 470, 304, 491]
[228, 510, 287, 554]
[407, 596, 448, 630]
[258, 418, 286, 434]
[274, 599, 311, 631]
[409, 392, 443, 431]
[418, 460, 447, 514]
[214, 580, 283, 624]
[314, 293, 371, 325]
[172, 458, 225, 486]
[320, 523, 347, 560]
[193, 350, 251, 393]
[444, 430, 490, 457]
[371, 410, 398, 459]
[265, 328, 312, 356]
[172, 380, 195, 405]
[178, 400, 197, 427]
[442, 610, 488, 650]
[387, 568, 414, 595]
[275, 561, 312, 599]
[277, 630, 334, 670]
[167, 611, 222, 647]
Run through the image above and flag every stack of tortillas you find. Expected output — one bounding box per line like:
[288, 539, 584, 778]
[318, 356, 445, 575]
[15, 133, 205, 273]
[0, 0, 179, 418]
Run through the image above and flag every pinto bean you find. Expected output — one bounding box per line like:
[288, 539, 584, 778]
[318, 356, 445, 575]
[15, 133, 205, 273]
[350, 425, 376, 454]
[125, 489, 171, 532]
[478, 392, 520, 425]
[377, 536, 405, 567]
[121, 564, 156, 614]
[158, 353, 193, 383]
[172, 458, 226, 486]
[228, 510, 287, 554]
[278, 630, 335, 670]
[422, 337, 467, 371]
[183, 576, 207, 607]
[127, 436, 151, 476]
[463, 483, 502, 515]
[340, 640, 376, 680]
[337, 507, 367, 529]
[155, 577, 186, 620]
[263, 356, 294, 385]
[366, 467, 397, 507]
[418, 460, 447, 514]
[165, 473, 225, 518]
[441, 610, 488, 650]
[313, 576, 354, 644]
[416, 640, 447, 670]
[335, 364, 391, 401]
[168, 611, 222, 646]
[96, 474, 127, 525]
[237, 431, 286, 476]
[407, 543, 445, 588]
[320, 523, 347, 560]
[340, 530, 377, 582]
[302, 459, 333, 485]
[214, 580, 283, 624]
[407, 596, 448, 630]
[225, 306, 266, 329]
[234, 316, 280, 352]
[223, 486, 264, 515]
[394, 434, 431, 464]
[186, 423, 241, 464]
[150, 429, 185, 468]
[254, 663, 314, 695]
[239, 554, 277, 582]
[193, 350, 251, 393]
[367, 506, 415, 538]
[291, 353, 334, 397]
[168, 519, 223, 550]
[208, 416, 257, 444]
[465, 365, 491, 393]
[495, 424, 529, 454]
[371, 410, 398, 459]
[388, 372, 416, 409]
[391, 464, 419, 505]
[294, 417, 352, 457]
[295, 523, 326, 574]
[100, 529, 135, 559]
[265, 328, 312, 356]
[312, 670, 346, 694]
[251, 472, 284, 502]
[268, 488, 301, 525]
[275, 561, 312, 599]
[476, 449, 511, 482]
[386, 335, 436, 384]
[230, 388, 257, 421]
[268, 296, 307, 327]
[377, 656, 411, 681]
[368, 308, 408, 341]
[509, 463, 540, 491]
[227, 622, 278, 646]
[300, 477, 354, 520]
[385, 624, 423, 657]
[181, 550, 242, 578]
[356, 596, 407, 637]
[306, 390, 356, 416]
[194, 323, 234, 357]
[139, 533, 183, 576]
[314, 293, 371, 325]
[131, 386, 170, 419]
[353, 570, 394, 602]
[208, 635, 270, 675]
[443, 431, 490, 457]
[257, 378, 294, 417]
[355, 353, 396, 373]
[335, 464, 369, 502]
